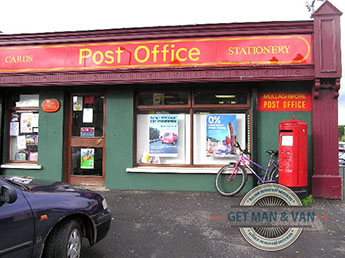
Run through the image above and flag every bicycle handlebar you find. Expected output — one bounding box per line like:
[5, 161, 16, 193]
[236, 141, 278, 158]
[236, 141, 251, 156]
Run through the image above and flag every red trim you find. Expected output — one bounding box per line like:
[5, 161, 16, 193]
[0, 35, 312, 73]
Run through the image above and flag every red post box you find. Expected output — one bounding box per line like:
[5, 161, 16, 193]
[278, 116, 308, 187]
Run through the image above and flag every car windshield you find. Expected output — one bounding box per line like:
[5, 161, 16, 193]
[0, 176, 30, 191]
[339, 151, 345, 159]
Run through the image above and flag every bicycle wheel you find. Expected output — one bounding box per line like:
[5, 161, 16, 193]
[215, 163, 247, 197]
[267, 166, 279, 182]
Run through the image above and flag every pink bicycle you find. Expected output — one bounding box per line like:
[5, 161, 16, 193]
[215, 142, 279, 197]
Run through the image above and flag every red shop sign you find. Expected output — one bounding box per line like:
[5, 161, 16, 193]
[41, 98, 60, 112]
[257, 93, 312, 111]
[0, 35, 312, 73]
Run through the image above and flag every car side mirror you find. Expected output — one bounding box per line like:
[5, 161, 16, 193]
[0, 185, 17, 204]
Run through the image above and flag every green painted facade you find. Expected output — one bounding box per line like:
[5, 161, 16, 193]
[256, 82, 313, 189]
[1, 82, 311, 193]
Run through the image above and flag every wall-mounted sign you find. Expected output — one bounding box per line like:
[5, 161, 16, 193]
[257, 93, 312, 111]
[41, 98, 60, 112]
[0, 35, 312, 73]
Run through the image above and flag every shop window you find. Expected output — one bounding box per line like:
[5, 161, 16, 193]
[193, 111, 247, 165]
[135, 87, 250, 167]
[7, 94, 39, 163]
[194, 89, 248, 105]
[137, 90, 189, 106]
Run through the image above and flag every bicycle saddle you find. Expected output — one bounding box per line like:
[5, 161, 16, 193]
[266, 150, 278, 155]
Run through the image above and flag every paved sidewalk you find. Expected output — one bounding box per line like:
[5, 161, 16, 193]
[82, 190, 345, 258]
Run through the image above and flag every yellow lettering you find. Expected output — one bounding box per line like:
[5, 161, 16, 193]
[176, 48, 187, 62]
[228, 47, 234, 55]
[151, 45, 159, 62]
[271, 46, 278, 54]
[135, 46, 150, 63]
[115, 47, 123, 63]
[5, 55, 34, 64]
[105, 51, 114, 64]
[79, 49, 92, 65]
[189, 48, 200, 61]
[170, 44, 175, 62]
[256, 46, 263, 54]
[161, 45, 169, 62]
[92, 51, 104, 65]
[239, 48, 247, 55]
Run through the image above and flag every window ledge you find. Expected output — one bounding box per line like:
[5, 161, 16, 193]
[1, 163, 43, 170]
[127, 166, 251, 174]
[126, 167, 221, 174]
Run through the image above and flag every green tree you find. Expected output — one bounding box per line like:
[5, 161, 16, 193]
[339, 125, 345, 142]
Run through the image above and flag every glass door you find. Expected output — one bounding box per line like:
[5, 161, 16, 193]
[67, 94, 105, 186]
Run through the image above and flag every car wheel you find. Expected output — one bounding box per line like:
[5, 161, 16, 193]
[43, 219, 82, 258]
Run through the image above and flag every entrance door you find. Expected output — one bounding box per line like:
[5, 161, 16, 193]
[67, 94, 105, 186]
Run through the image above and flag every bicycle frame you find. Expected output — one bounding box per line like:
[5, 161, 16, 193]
[232, 154, 278, 183]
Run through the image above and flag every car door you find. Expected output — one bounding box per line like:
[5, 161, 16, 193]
[0, 182, 34, 258]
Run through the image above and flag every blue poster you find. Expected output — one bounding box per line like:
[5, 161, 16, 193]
[149, 115, 178, 156]
[206, 114, 237, 158]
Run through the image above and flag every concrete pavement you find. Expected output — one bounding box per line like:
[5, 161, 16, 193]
[81, 190, 345, 258]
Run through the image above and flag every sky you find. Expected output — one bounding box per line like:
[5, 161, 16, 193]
[0, 0, 345, 124]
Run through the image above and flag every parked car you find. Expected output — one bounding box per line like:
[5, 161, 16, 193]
[340, 150, 345, 167]
[0, 176, 111, 258]
[339, 142, 345, 151]
[160, 132, 178, 144]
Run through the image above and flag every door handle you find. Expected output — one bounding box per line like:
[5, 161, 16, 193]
[97, 139, 103, 145]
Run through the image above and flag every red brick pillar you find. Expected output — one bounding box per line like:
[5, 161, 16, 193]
[312, 1, 342, 198]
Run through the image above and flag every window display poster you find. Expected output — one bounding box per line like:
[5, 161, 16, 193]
[80, 127, 95, 137]
[20, 112, 34, 133]
[10, 122, 19, 136]
[32, 113, 39, 127]
[80, 148, 94, 169]
[149, 115, 178, 156]
[206, 114, 237, 158]
[83, 108, 93, 123]
[17, 135, 27, 150]
[73, 96, 83, 111]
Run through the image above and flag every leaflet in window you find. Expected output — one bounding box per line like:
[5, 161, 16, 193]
[149, 115, 178, 157]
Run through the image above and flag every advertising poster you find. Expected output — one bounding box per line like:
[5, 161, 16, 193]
[206, 114, 237, 158]
[73, 96, 83, 111]
[9, 122, 19, 136]
[80, 148, 94, 169]
[80, 127, 95, 137]
[149, 115, 178, 156]
[20, 112, 34, 133]
[83, 108, 93, 123]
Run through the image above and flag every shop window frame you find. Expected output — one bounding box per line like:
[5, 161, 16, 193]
[5, 93, 40, 164]
[134, 86, 251, 167]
